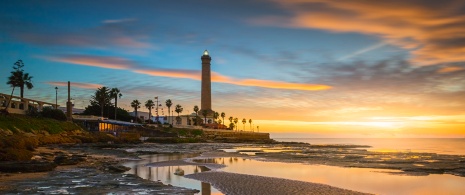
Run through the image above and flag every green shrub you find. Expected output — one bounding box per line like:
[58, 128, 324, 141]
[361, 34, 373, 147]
[40, 107, 67, 121]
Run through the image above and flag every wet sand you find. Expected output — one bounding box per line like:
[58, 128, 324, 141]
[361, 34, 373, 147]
[185, 171, 371, 195]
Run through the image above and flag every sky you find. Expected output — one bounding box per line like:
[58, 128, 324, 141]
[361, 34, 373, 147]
[1, 0, 465, 138]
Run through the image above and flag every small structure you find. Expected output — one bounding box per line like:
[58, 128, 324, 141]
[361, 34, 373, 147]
[72, 115, 143, 132]
[0, 93, 57, 114]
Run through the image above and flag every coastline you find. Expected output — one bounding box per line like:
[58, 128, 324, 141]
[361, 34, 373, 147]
[1, 141, 465, 194]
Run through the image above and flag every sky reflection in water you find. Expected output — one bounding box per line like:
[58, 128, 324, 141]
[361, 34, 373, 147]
[124, 152, 465, 195]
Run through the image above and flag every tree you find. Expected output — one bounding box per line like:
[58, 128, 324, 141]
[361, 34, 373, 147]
[202, 110, 208, 125]
[249, 119, 253, 132]
[213, 112, 219, 123]
[10, 60, 34, 99]
[165, 99, 173, 124]
[228, 116, 233, 130]
[5, 60, 33, 111]
[221, 112, 226, 126]
[229, 122, 235, 130]
[234, 117, 238, 131]
[218, 119, 222, 126]
[193, 105, 199, 125]
[110, 88, 122, 120]
[145, 99, 155, 123]
[242, 118, 246, 131]
[175, 104, 183, 116]
[131, 100, 141, 123]
[175, 104, 183, 125]
[91, 87, 111, 117]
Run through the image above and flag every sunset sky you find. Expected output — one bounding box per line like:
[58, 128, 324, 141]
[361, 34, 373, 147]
[1, 1, 465, 138]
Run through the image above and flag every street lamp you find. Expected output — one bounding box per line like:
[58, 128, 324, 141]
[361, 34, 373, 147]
[154, 96, 159, 124]
[55, 87, 58, 109]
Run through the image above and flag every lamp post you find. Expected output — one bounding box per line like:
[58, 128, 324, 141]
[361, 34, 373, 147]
[55, 87, 58, 109]
[154, 96, 159, 124]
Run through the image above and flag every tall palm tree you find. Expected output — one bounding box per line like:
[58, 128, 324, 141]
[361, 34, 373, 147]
[193, 105, 199, 125]
[110, 88, 122, 120]
[10, 60, 34, 99]
[131, 99, 141, 123]
[165, 99, 173, 124]
[202, 110, 208, 125]
[228, 116, 233, 130]
[92, 87, 110, 117]
[213, 112, 219, 123]
[221, 112, 226, 126]
[175, 104, 183, 125]
[242, 118, 246, 131]
[19, 72, 33, 99]
[145, 99, 155, 123]
[249, 119, 253, 132]
[234, 118, 238, 131]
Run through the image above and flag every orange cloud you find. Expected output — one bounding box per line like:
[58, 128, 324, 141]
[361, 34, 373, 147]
[46, 81, 103, 89]
[256, 0, 465, 65]
[47, 55, 331, 91]
[46, 55, 133, 70]
[133, 69, 200, 80]
[437, 66, 465, 73]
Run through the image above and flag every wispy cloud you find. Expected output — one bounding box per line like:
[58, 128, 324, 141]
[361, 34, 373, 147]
[254, 0, 465, 65]
[102, 18, 137, 24]
[45, 55, 332, 91]
[338, 42, 387, 61]
[46, 55, 133, 70]
[437, 66, 465, 73]
[46, 81, 103, 89]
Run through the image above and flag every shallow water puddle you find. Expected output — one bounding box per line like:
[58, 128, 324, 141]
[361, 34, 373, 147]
[123, 154, 224, 195]
[199, 157, 465, 195]
[123, 152, 465, 195]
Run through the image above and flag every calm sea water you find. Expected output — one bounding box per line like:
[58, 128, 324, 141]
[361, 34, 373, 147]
[272, 138, 465, 155]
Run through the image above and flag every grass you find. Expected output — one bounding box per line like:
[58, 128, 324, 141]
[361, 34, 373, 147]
[0, 114, 80, 134]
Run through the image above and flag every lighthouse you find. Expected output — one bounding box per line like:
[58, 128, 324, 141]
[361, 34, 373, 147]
[200, 50, 213, 116]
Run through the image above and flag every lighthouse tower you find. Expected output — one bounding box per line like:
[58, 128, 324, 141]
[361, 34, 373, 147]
[200, 50, 213, 116]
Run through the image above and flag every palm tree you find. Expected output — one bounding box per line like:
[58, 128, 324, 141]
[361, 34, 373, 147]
[175, 104, 183, 125]
[110, 88, 122, 120]
[202, 110, 208, 125]
[213, 112, 219, 123]
[242, 118, 246, 131]
[228, 116, 233, 130]
[175, 104, 183, 116]
[145, 99, 155, 123]
[92, 87, 110, 117]
[234, 118, 238, 131]
[19, 72, 33, 99]
[249, 119, 253, 132]
[10, 60, 33, 99]
[221, 112, 226, 126]
[131, 99, 141, 123]
[193, 105, 199, 125]
[5, 60, 33, 111]
[165, 99, 173, 125]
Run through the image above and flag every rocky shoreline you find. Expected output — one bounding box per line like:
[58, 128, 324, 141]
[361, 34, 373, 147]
[0, 144, 200, 194]
[1, 142, 464, 194]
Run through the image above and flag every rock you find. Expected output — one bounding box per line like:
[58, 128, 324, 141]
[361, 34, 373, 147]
[53, 154, 87, 165]
[31, 155, 42, 160]
[106, 165, 130, 173]
[0, 161, 57, 173]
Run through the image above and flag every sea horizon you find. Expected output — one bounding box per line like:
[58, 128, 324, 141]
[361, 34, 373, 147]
[272, 137, 465, 155]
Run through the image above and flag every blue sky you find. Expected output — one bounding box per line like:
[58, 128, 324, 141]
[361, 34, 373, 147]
[2, 0, 465, 137]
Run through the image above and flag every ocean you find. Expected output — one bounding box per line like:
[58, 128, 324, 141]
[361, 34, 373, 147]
[272, 138, 465, 155]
